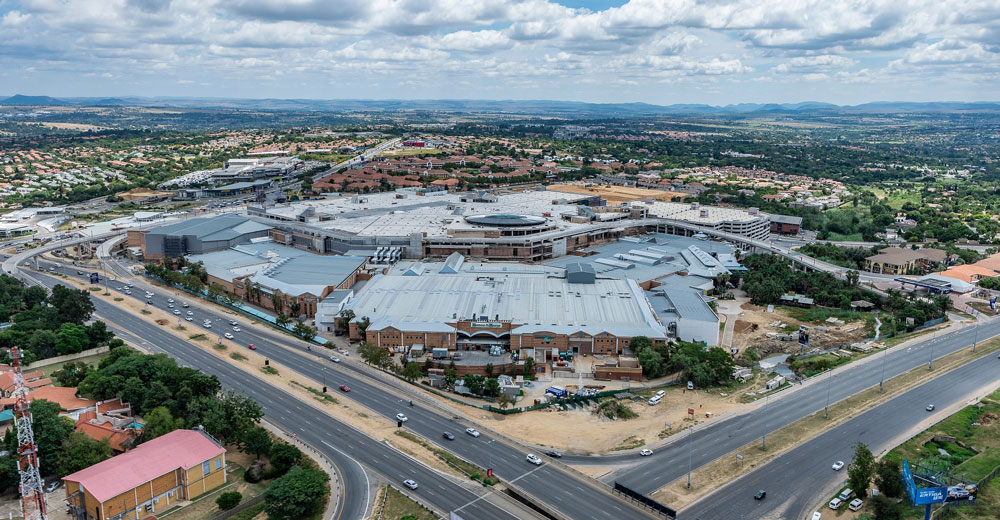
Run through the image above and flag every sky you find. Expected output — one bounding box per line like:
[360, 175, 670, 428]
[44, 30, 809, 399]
[1, 0, 998, 105]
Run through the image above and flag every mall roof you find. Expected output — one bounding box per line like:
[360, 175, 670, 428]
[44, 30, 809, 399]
[347, 271, 664, 338]
[248, 253, 366, 298]
[647, 275, 718, 324]
[146, 214, 271, 241]
[639, 201, 766, 224]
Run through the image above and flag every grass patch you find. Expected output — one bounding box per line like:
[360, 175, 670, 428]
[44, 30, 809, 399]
[261, 365, 279, 376]
[212, 343, 227, 351]
[227, 503, 266, 520]
[376, 485, 437, 520]
[88, 287, 102, 292]
[610, 436, 646, 452]
[394, 430, 492, 482]
[230, 352, 247, 362]
[141, 309, 152, 315]
[785, 306, 872, 325]
[114, 297, 124, 302]
[290, 380, 339, 405]
[357, 412, 368, 418]
[189, 333, 207, 341]
[174, 325, 186, 331]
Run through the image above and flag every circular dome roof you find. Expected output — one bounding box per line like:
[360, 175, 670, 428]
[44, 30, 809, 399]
[465, 214, 547, 227]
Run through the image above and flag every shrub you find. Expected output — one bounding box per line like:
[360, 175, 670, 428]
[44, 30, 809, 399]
[216, 491, 242, 510]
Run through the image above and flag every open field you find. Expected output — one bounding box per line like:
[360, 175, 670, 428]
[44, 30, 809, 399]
[548, 183, 687, 204]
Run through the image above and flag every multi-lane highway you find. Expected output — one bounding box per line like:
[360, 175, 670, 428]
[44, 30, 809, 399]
[683, 346, 1000, 520]
[16, 257, 652, 520]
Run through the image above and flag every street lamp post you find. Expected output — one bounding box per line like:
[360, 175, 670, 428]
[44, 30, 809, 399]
[825, 369, 834, 418]
[761, 393, 770, 450]
[687, 426, 693, 488]
[879, 344, 889, 392]
[486, 439, 497, 477]
[972, 314, 980, 352]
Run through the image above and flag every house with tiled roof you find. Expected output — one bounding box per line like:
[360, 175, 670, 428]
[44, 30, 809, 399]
[64, 429, 227, 520]
[75, 409, 140, 453]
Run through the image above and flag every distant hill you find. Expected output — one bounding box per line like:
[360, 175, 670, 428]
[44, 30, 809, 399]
[1, 94, 71, 106]
[3, 94, 1000, 115]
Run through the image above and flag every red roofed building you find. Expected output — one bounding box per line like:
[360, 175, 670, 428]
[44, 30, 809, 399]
[75, 410, 140, 453]
[64, 429, 227, 520]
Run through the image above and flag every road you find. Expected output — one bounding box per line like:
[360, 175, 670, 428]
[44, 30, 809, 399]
[683, 348, 1000, 520]
[18, 257, 651, 520]
[24, 269, 528, 520]
[576, 317, 1000, 496]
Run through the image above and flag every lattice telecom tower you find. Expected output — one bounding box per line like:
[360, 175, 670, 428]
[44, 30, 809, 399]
[10, 346, 47, 520]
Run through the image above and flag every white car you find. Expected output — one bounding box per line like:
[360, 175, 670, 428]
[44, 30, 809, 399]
[232, 327, 240, 332]
[526, 454, 542, 465]
[396, 413, 408, 422]
[185, 317, 193, 322]
[173, 310, 181, 315]
[832, 461, 845, 471]
[848, 498, 864, 511]
[654, 390, 665, 398]
[402, 479, 418, 490]
[187, 311, 194, 316]
[167, 304, 174, 308]
[465, 428, 480, 437]
[167, 299, 174, 303]
[330, 356, 340, 363]
[224, 333, 234, 339]
[639, 449, 653, 456]
[229, 319, 238, 326]
[204, 323, 212, 328]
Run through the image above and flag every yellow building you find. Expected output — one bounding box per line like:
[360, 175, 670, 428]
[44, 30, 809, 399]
[64, 429, 227, 520]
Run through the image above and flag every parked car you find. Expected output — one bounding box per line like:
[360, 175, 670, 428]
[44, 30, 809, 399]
[247, 344, 256, 350]
[849, 498, 864, 511]
[46, 481, 61, 493]
[442, 432, 455, 440]
[526, 454, 542, 465]
[545, 450, 562, 458]
[839, 489, 853, 501]
[811, 512, 822, 520]
[829, 498, 843, 510]
[402, 479, 418, 490]
[396, 413, 408, 422]
[754, 490, 766, 500]
[832, 461, 844, 471]
[338, 385, 350, 392]
[639, 449, 653, 456]
[466, 428, 480, 437]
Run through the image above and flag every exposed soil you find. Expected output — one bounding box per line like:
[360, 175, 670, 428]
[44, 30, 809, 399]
[732, 303, 870, 357]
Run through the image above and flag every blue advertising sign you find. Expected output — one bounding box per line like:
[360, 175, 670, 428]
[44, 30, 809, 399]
[991, 296, 997, 310]
[903, 459, 917, 502]
[914, 486, 948, 505]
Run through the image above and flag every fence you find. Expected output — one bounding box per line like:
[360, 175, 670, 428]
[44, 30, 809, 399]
[205, 495, 265, 520]
[26, 345, 109, 369]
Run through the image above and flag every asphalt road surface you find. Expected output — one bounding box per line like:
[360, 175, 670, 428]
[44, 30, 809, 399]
[27, 270, 526, 520]
[589, 317, 1000, 495]
[683, 347, 1000, 520]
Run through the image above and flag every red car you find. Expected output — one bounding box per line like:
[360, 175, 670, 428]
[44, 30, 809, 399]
[247, 344, 257, 350]
[338, 385, 350, 392]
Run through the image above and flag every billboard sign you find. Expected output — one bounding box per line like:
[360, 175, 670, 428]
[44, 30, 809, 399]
[914, 486, 948, 505]
[903, 459, 976, 505]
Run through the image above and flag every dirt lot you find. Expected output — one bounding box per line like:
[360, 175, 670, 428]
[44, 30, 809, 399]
[436, 379, 766, 455]
[118, 187, 173, 201]
[731, 303, 871, 357]
[547, 183, 687, 204]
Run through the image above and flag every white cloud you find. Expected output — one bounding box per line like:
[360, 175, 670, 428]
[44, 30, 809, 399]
[1, 10, 31, 25]
[772, 55, 858, 73]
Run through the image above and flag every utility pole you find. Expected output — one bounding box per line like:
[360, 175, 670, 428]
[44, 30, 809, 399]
[972, 311, 980, 352]
[879, 344, 889, 392]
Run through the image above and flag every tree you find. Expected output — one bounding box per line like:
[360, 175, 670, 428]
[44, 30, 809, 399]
[337, 309, 355, 333]
[869, 494, 903, 520]
[484, 363, 494, 378]
[268, 443, 303, 476]
[357, 316, 371, 341]
[289, 301, 301, 317]
[630, 336, 653, 352]
[401, 362, 422, 382]
[23, 399, 74, 476]
[496, 392, 513, 410]
[238, 426, 272, 460]
[276, 314, 291, 327]
[216, 491, 242, 511]
[272, 293, 285, 315]
[874, 459, 903, 498]
[142, 406, 184, 442]
[52, 361, 90, 387]
[48, 284, 94, 325]
[484, 377, 501, 397]
[465, 374, 485, 395]
[847, 442, 876, 498]
[293, 321, 317, 342]
[522, 357, 535, 376]
[207, 283, 224, 301]
[57, 432, 112, 477]
[358, 342, 389, 368]
[23, 285, 47, 309]
[847, 269, 860, 287]
[55, 322, 90, 355]
[264, 465, 330, 520]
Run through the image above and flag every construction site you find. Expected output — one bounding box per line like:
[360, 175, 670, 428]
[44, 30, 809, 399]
[547, 183, 688, 204]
